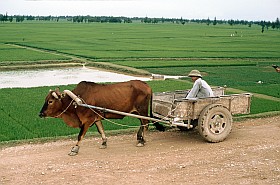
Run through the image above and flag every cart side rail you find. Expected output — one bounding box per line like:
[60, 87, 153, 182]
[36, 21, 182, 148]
[153, 87, 225, 102]
[220, 93, 252, 115]
[152, 93, 252, 120]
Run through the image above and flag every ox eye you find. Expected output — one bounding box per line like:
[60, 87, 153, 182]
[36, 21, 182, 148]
[48, 100, 53, 104]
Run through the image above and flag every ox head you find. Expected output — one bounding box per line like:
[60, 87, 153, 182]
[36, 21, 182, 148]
[39, 88, 64, 118]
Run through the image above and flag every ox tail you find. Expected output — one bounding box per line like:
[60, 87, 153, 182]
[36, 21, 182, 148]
[150, 92, 165, 132]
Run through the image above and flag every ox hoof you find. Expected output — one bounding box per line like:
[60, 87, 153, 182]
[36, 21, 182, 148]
[136, 143, 144, 147]
[68, 146, 80, 156]
[68, 151, 78, 156]
[99, 144, 107, 149]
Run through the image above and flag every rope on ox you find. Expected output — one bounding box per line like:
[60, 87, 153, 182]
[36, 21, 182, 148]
[60, 90, 179, 128]
[78, 97, 178, 128]
[55, 99, 75, 118]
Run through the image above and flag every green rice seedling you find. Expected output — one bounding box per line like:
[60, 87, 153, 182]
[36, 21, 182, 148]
[0, 23, 279, 61]
[0, 43, 69, 62]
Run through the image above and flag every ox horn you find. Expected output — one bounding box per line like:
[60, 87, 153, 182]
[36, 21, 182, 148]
[52, 91, 59, 99]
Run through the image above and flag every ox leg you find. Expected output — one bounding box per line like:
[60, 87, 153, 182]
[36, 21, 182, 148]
[136, 119, 148, 147]
[95, 121, 107, 149]
[68, 124, 90, 156]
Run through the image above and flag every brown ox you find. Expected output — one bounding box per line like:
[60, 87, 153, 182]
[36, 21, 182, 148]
[39, 80, 163, 156]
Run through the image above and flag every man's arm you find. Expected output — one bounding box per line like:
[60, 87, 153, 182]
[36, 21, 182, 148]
[186, 80, 201, 98]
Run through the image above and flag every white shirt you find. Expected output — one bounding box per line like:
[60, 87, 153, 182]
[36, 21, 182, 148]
[186, 78, 214, 99]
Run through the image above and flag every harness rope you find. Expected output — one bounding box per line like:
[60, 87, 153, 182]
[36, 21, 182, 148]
[56, 96, 179, 128]
[55, 99, 75, 118]
[78, 97, 178, 128]
[79, 98, 144, 128]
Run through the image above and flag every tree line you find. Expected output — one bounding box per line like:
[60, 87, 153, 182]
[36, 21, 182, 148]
[1, 13, 279, 31]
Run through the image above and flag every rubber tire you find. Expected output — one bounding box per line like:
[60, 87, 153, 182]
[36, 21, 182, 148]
[198, 104, 232, 143]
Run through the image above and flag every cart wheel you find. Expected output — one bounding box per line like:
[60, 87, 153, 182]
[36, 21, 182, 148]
[198, 104, 232, 143]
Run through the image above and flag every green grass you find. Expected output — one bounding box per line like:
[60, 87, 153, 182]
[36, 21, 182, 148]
[0, 43, 70, 62]
[111, 59, 258, 69]
[250, 97, 280, 114]
[238, 85, 280, 98]
[0, 23, 280, 61]
[143, 65, 280, 92]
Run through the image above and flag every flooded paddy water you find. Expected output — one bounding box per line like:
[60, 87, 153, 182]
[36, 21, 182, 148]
[0, 67, 151, 88]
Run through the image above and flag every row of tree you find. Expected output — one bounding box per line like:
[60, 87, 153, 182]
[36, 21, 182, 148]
[1, 13, 280, 30]
[72, 16, 131, 23]
[0, 13, 24, 22]
[0, 13, 60, 22]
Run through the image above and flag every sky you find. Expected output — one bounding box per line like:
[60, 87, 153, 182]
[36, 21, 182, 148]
[1, 0, 279, 21]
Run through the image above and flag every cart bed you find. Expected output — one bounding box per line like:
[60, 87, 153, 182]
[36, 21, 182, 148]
[152, 87, 252, 121]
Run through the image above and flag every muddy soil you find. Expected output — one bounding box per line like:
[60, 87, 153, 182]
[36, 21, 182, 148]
[1, 116, 280, 185]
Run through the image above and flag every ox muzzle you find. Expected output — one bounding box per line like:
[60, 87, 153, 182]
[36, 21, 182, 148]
[39, 102, 47, 118]
[39, 112, 45, 118]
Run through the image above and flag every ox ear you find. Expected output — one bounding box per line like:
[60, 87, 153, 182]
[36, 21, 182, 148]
[55, 87, 62, 96]
[55, 87, 60, 93]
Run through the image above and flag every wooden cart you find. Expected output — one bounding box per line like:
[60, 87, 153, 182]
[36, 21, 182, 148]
[152, 87, 252, 142]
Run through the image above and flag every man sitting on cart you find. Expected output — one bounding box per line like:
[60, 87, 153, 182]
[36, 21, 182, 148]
[186, 70, 214, 99]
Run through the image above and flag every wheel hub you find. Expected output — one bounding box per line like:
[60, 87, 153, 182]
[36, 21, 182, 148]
[209, 115, 226, 134]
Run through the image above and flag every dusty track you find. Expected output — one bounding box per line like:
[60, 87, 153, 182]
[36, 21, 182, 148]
[1, 116, 280, 185]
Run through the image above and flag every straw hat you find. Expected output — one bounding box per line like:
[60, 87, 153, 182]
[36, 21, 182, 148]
[188, 70, 202, 77]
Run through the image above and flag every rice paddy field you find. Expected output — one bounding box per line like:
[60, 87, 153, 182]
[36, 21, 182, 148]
[0, 21, 279, 142]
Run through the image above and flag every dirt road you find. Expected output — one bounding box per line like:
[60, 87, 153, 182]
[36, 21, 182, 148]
[1, 116, 280, 185]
